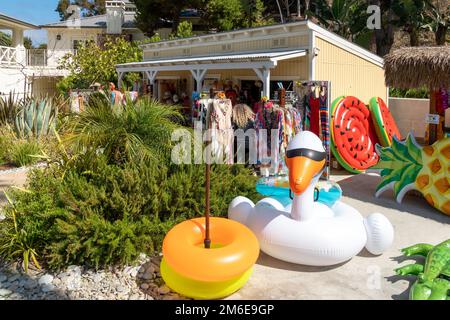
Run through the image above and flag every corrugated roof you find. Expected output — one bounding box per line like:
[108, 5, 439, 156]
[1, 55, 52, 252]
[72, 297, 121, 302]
[117, 49, 307, 69]
[41, 13, 137, 29]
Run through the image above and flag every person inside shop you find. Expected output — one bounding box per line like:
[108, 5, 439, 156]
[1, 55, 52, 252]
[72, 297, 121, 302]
[180, 92, 191, 116]
[163, 91, 174, 105]
[225, 81, 238, 105]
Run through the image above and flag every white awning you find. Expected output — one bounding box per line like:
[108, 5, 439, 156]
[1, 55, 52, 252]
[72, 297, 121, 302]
[116, 49, 307, 72]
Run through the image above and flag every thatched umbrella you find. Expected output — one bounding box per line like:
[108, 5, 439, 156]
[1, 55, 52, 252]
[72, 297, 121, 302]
[384, 46, 450, 143]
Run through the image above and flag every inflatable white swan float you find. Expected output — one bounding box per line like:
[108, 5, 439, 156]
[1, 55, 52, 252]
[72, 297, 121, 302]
[229, 131, 394, 266]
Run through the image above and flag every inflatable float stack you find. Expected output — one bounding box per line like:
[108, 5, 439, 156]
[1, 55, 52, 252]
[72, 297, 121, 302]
[160, 217, 259, 299]
[330, 96, 402, 174]
[229, 131, 394, 266]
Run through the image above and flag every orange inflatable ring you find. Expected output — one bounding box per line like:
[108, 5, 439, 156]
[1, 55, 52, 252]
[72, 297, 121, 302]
[162, 217, 259, 282]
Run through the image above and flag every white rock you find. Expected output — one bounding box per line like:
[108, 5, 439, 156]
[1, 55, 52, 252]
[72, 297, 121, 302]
[38, 274, 54, 286]
[67, 265, 82, 275]
[41, 284, 55, 293]
[0, 289, 12, 297]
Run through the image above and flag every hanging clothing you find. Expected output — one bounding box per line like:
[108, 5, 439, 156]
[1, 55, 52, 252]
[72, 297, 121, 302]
[319, 94, 330, 166]
[309, 94, 320, 136]
[209, 99, 234, 164]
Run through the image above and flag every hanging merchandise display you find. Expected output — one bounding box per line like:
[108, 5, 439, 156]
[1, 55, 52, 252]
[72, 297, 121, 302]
[330, 96, 379, 173]
[395, 239, 449, 300]
[294, 81, 332, 179]
[254, 101, 303, 176]
[229, 131, 394, 266]
[208, 98, 234, 164]
[373, 133, 450, 216]
[368, 97, 402, 147]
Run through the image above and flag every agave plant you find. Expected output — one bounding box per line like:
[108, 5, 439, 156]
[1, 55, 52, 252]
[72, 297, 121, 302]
[0, 92, 21, 126]
[14, 98, 58, 138]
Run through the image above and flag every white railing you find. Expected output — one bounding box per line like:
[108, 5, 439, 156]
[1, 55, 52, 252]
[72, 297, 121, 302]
[0, 46, 17, 65]
[25, 49, 77, 68]
[27, 49, 47, 66]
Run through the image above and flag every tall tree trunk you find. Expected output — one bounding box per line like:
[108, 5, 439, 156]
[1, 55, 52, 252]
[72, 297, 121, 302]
[409, 27, 419, 46]
[435, 24, 447, 45]
[284, 0, 290, 18]
[276, 0, 285, 23]
[370, 0, 395, 57]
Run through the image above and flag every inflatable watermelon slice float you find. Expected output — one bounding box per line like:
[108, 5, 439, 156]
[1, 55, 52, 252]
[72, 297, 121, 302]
[331, 96, 379, 173]
[369, 97, 402, 147]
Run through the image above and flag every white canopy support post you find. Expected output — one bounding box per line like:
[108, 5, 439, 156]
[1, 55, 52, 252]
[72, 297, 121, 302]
[190, 69, 208, 93]
[145, 70, 158, 85]
[253, 67, 271, 98]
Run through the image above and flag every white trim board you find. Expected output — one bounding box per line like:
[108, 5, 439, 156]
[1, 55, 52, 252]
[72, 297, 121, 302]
[307, 21, 384, 67]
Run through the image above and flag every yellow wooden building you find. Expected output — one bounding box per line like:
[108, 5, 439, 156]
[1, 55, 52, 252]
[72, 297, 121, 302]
[116, 20, 386, 103]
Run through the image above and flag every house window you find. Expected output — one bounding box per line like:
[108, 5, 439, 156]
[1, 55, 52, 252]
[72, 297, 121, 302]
[182, 48, 191, 56]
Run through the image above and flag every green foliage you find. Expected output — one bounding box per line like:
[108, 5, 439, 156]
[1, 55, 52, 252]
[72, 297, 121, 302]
[206, 0, 246, 31]
[392, 0, 429, 46]
[132, 0, 203, 36]
[66, 97, 183, 165]
[9, 140, 41, 167]
[0, 98, 260, 270]
[0, 158, 259, 270]
[57, 37, 142, 91]
[308, 0, 369, 41]
[0, 31, 12, 47]
[389, 87, 430, 99]
[56, 0, 106, 21]
[14, 98, 58, 139]
[0, 93, 21, 126]
[170, 21, 194, 39]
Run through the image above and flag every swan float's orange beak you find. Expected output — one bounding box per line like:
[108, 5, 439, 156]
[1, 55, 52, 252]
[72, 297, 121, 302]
[286, 150, 326, 195]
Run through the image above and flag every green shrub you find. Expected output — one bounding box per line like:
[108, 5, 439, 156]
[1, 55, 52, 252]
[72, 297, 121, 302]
[0, 159, 259, 270]
[389, 87, 429, 99]
[0, 96, 261, 270]
[10, 140, 41, 167]
[0, 135, 9, 165]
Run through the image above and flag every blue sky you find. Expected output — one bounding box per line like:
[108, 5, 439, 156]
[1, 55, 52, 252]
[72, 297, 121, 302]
[0, 0, 60, 45]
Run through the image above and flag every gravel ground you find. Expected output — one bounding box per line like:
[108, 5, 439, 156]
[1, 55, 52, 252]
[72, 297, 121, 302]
[0, 254, 187, 300]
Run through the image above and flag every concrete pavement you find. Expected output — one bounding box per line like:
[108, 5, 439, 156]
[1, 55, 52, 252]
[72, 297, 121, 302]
[228, 173, 449, 300]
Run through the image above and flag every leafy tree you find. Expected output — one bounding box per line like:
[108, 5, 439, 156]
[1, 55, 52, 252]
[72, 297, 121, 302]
[368, 0, 395, 57]
[205, 0, 245, 31]
[132, 0, 203, 36]
[392, 0, 429, 46]
[24, 37, 33, 49]
[308, 0, 369, 41]
[0, 31, 12, 47]
[423, 0, 449, 45]
[241, 0, 272, 27]
[56, 0, 105, 21]
[58, 37, 142, 91]
[171, 21, 194, 39]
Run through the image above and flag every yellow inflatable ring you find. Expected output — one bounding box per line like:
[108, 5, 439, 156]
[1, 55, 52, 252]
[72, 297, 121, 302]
[162, 217, 259, 282]
[160, 258, 253, 300]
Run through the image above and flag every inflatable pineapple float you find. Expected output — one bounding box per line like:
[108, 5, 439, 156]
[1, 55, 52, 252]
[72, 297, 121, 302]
[373, 133, 450, 216]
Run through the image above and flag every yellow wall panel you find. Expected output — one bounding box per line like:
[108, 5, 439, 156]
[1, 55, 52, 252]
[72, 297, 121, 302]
[314, 37, 387, 103]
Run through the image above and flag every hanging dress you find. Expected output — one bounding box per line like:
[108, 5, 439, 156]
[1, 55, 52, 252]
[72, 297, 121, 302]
[309, 94, 320, 136]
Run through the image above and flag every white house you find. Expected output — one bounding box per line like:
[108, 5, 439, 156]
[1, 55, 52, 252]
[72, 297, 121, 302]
[0, 12, 39, 98]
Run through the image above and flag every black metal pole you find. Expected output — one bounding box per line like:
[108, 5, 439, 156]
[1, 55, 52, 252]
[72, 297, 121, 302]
[204, 163, 211, 249]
